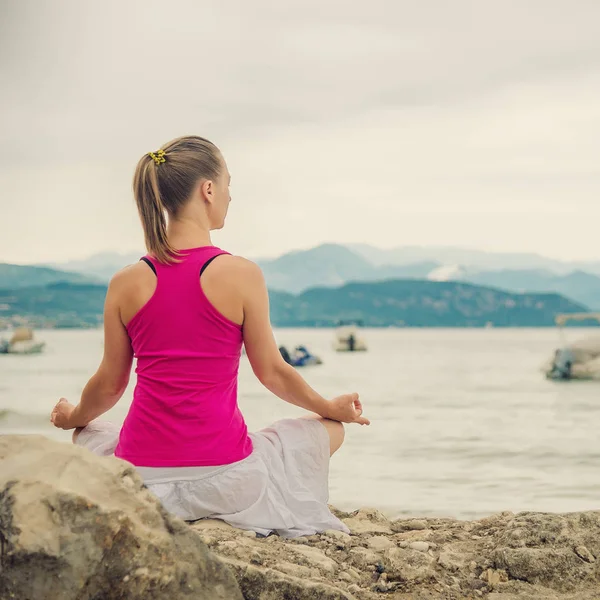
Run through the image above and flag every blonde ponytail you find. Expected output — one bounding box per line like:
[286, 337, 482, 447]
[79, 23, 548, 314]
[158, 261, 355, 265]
[132, 136, 221, 264]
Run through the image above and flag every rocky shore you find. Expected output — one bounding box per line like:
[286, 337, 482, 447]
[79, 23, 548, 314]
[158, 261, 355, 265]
[1, 435, 599, 599]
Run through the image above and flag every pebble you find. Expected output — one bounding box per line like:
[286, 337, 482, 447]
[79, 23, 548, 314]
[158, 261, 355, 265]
[217, 541, 238, 552]
[367, 536, 396, 552]
[324, 529, 352, 543]
[275, 561, 313, 578]
[409, 541, 430, 553]
[250, 551, 263, 565]
[391, 518, 428, 533]
[338, 572, 353, 583]
[348, 547, 382, 569]
[242, 530, 257, 538]
[292, 544, 337, 574]
[348, 584, 362, 594]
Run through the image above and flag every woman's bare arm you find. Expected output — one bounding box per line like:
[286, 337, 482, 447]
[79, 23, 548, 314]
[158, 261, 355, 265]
[51, 272, 134, 429]
[239, 259, 368, 425]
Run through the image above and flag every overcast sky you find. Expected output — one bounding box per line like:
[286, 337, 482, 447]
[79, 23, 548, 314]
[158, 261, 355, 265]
[1, 0, 599, 264]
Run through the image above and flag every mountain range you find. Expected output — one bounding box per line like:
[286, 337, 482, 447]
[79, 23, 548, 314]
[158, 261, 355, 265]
[0, 263, 99, 289]
[2, 243, 600, 311]
[257, 244, 600, 309]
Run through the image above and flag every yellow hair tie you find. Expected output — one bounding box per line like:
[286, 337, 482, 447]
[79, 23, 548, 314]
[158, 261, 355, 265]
[149, 149, 166, 166]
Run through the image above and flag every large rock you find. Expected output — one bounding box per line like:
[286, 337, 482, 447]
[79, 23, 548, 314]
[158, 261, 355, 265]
[3, 435, 600, 600]
[0, 435, 242, 600]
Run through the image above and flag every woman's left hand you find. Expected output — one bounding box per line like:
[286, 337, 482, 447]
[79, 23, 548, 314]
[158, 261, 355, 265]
[51, 398, 77, 430]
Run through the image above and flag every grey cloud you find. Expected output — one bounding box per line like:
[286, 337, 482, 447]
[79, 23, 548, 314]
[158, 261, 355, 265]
[0, 0, 599, 263]
[2, 0, 600, 163]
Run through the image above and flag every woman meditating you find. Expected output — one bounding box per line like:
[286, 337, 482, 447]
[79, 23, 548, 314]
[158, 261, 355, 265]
[50, 135, 369, 537]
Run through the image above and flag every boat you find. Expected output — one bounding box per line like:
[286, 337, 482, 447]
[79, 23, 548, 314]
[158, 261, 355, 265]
[279, 345, 322, 367]
[333, 321, 367, 352]
[544, 313, 600, 380]
[0, 327, 46, 355]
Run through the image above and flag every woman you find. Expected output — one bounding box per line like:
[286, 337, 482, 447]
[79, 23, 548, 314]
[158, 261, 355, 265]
[50, 135, 369, 538]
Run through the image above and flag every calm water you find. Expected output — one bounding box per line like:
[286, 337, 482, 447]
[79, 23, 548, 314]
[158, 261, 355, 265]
[1, 328, 599, 519]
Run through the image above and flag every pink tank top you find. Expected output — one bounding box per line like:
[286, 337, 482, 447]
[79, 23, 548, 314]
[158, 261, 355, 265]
[114, 246, 253, 467]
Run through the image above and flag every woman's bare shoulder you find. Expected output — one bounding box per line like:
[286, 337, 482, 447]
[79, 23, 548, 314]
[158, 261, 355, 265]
[209, 255, 264, 281]
[107, 261, 155, 297]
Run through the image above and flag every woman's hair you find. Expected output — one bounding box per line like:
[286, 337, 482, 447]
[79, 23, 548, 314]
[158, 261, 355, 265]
[133, 135, 222, 263]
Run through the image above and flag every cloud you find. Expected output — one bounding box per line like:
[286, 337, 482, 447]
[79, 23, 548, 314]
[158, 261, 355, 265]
[0, 0, 599, 263]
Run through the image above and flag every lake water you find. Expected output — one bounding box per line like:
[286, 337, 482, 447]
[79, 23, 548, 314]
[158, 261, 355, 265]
[1, 328, 599, 520]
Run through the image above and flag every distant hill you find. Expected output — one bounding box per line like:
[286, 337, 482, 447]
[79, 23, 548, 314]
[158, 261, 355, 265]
[346, 244, 600, 275]
[0, 279, 588, 329]
[258, 244, 438, 293]
[46, 251, 143, 281]
[258, 244, 600, 308]
[0, 282, 107, 328]
[462, 269, 600, 310]
[270, 279, 587, 327]
[0, 263, 98, 290]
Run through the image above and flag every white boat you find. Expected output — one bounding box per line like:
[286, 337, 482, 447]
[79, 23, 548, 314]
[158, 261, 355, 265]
[0, 328, 46, 355]
[543, 313, 600, 380]
[333, 323, 367, 352]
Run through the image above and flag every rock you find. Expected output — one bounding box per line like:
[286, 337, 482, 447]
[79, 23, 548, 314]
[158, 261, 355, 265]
[438, 549, 466, 572]
[275, 561, 313, 578]
[383, 547, 436, 583]
[393, 528, 435, 543]
[291, 544, 338, 574]
[0, 435, 242, 600]
[343, 508, 392, 535]
[348, 547, 382, 569]
[482, 568, 508, 587]
[494, 547, 586, 590]
[5, 436, 600, 599]
[391, 518, 428, 532]
[409, 541, 430, 553]
[325, 529, 352, 542]
[366, 535, 396, 552]
[222, 557, 354, 600]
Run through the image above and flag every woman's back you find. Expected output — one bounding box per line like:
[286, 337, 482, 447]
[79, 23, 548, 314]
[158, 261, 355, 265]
[114, 246, 253, 467]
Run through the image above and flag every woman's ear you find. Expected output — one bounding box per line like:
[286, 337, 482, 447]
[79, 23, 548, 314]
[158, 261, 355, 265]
[201, 179, 213, 204]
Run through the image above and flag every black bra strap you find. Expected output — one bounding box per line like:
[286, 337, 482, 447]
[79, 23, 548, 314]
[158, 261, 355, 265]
[140, 257, 157, 275]
[200, 253, 226, 277]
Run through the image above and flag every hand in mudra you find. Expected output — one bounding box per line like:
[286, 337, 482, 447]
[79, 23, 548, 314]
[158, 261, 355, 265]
[51, 398, 77, 430]
[328, 393, 369, 425]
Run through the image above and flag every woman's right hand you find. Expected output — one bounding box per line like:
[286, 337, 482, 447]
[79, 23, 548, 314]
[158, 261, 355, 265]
[51, 398, 77, 430]
[326, 393, 370, 425]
